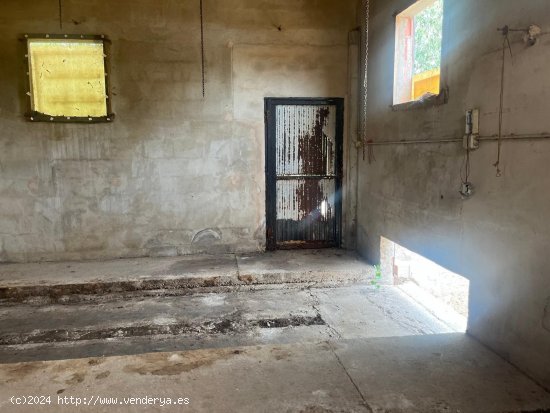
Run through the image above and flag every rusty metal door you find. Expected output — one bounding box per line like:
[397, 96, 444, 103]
[265, 98, 344, 250]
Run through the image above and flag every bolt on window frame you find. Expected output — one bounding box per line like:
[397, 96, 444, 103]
[393, 0, 444, 107]
[23, 33, 114, 123]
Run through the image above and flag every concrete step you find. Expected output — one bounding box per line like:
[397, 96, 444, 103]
[0, 250, 374, 304]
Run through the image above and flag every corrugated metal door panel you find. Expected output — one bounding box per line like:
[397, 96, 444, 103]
[272, 103, 341, 249]
[275, 105, 337, 176]
[276, 179, 336, 244]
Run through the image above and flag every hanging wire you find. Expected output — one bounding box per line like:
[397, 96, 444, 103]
[494, 26, 513, 177]
[361, 0, 371, 162]
[200, 0, 206, 98]
[58, 0, 63, 30]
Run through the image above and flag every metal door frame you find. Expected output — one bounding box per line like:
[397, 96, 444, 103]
[264, 97, 344, 251]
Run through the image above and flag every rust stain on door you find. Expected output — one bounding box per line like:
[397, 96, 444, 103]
[274, 104, 339, 248]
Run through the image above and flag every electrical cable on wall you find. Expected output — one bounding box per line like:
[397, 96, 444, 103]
[494, 26, 513, 178]
[492, 24, 541, 177]
[460, 145, 473, 198]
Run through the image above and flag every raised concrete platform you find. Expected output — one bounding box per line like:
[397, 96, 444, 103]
[2, 336, 550, 413]
[0, 249, 374, 303]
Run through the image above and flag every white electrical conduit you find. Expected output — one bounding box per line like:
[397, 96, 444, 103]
[363, 134, 550, 146]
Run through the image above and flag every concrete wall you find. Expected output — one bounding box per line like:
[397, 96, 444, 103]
[359, 0, 550, 388]
[0, 0, 358, 262]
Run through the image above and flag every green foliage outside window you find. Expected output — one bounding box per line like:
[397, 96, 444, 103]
[414, 0, 443, 74]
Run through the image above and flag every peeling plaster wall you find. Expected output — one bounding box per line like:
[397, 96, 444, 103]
[0, 0, 358, 262]
[359, 0, 550, 387]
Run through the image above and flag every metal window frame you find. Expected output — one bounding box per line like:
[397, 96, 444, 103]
[22, 33, 115, 123]
[264, 97, 345, 251]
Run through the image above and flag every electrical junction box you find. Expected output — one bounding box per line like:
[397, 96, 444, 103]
[463, 109, 480, 150]
[465, 109, 479, 135]
[463, 134, 479, 150]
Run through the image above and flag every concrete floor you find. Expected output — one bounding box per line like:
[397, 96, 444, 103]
[1, 250, 550, 412]
[0, 285, 456, 363]
[2, 336, 550, 413]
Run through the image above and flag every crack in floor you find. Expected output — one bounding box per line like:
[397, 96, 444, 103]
[327, 340, 374, 413]
[305, 288, 343, 340]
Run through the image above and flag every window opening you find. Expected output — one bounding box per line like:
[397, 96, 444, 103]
[394, 0, 443, 105]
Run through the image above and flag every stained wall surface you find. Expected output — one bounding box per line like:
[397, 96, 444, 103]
[359, 0, 550, 388]
[0, 0, 358, 262]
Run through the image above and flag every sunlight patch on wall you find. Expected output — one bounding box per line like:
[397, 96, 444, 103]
[380, 236, 469, 332]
